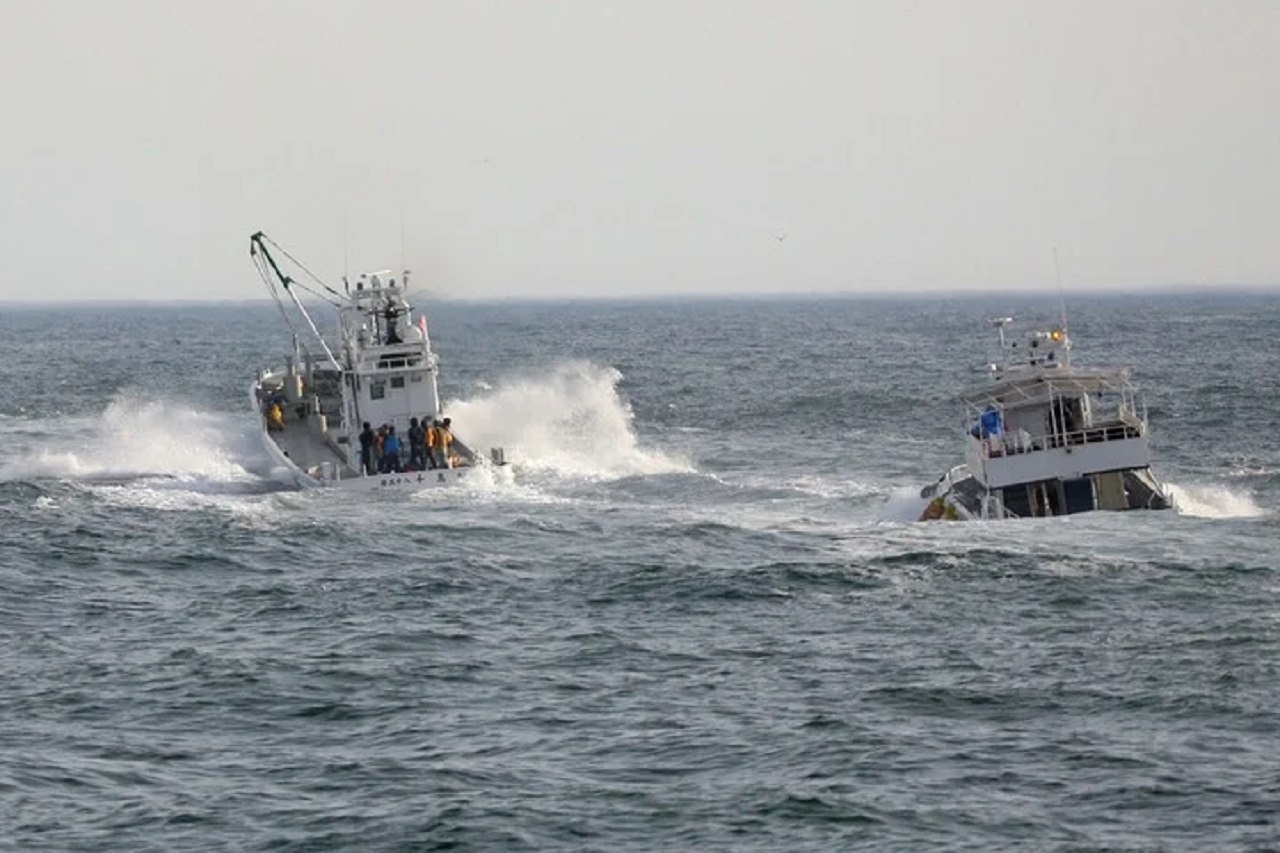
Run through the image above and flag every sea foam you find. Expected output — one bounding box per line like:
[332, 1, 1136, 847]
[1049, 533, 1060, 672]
[1167, 482, 1269, 519]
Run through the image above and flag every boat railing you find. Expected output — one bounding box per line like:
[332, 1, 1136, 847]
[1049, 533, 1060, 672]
[352, 343, 435, 372]
[376, 356, 417, 369]
[980, 420, 1144, 459]
[937, 463, 969, 494]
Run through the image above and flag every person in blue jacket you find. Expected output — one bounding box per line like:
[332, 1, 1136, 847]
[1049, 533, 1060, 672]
[381, 425, 403, 473]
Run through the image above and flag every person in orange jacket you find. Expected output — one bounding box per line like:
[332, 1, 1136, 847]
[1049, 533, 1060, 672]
[436, 417, 454, 468]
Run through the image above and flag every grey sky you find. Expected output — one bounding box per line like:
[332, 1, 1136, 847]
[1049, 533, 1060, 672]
[3, 1, 1278, 301]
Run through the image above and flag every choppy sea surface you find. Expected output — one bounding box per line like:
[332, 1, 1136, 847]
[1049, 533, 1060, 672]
[1, 292, 1278, 851]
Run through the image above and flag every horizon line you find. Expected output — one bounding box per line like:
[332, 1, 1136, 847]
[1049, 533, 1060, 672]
[1, 282, 1277, 309]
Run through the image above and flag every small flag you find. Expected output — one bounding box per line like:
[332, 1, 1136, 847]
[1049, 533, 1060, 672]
[417, 314, 428, 338]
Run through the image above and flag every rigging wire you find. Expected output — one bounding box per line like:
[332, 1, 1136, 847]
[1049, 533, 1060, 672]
[251, 249, 315, 363]
[259, 233, 346, 306]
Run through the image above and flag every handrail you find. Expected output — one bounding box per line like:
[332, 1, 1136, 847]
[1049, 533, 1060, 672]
[979, 420, 1144, 459]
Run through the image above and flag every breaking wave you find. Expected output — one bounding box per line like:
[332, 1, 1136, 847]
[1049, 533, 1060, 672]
[878, 486, 933, 523]
[444, 361, 691, 480]
[0, 391, 261, 486]
[1167, 482, 1269, 519]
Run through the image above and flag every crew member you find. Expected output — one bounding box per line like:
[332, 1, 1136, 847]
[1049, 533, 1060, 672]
[437, 417, 454, 468]
[266, 402, 285, 431]
[408, 417, 427, 471]
[382, 425, 402, 473]
[359, 422, 375, 475]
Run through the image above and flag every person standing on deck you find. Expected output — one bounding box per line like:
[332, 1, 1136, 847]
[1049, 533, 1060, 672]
[382, 426, 403, 473]
[359, 422, 375, 475]
[374, 425, 387, 472]
[437, 417, 455, 468]
[407, 417, 427, 471]
[266, 401, 285, 432]
[425, 418, 441, 469]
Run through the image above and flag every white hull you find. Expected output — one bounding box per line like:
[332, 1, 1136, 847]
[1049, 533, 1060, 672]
[252, 379, 489, 493]
[256, 419, 480, 492]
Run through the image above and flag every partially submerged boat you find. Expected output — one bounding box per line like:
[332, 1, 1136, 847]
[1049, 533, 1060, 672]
[249, 231, 504, 491]
[920, 318, 1172, 520]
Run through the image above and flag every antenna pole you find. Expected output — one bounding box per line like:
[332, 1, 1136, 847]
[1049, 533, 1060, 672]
[1053, 246, 1068, 331]
[1053, 245, 1070, 367]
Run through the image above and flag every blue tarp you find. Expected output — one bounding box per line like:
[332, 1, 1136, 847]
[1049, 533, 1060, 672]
[971, 408, 1003, 438]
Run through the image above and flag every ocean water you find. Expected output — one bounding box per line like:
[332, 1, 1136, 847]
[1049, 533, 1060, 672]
[1, 292, 1277, 851]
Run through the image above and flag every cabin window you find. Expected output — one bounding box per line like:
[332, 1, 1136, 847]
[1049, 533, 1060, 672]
[410, 374, 423, 383]
[391, 376, 405, 389]
[370, 380, 386, 400]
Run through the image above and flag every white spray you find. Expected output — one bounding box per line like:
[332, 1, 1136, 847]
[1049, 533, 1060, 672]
[0, 391, 259, 484]
[444, 361, 691, 480]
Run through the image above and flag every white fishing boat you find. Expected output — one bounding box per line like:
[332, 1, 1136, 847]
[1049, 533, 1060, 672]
[920, 318, 1172, 520]
[248, 232, 504, 491]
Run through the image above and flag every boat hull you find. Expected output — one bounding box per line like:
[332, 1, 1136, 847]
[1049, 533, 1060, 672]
[919, 465, 1173, 521]
[258, 426, 480, 492]
[252, 378, 489, 493]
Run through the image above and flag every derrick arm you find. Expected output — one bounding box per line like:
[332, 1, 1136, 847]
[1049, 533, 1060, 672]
[249, 231, 341, 368]
[250, 231, 293, 291]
